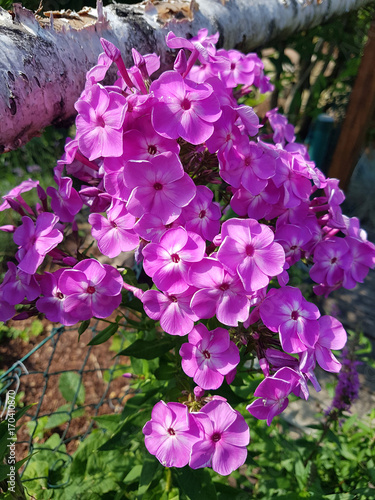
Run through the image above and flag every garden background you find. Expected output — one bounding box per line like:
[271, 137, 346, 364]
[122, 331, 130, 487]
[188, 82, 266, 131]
[0, 0, 375, 499]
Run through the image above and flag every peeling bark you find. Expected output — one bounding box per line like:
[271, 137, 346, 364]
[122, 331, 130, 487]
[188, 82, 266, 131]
[0, 0, 372, 151]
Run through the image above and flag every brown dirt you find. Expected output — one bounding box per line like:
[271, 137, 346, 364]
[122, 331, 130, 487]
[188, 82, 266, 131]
[0, 318, 132, 460]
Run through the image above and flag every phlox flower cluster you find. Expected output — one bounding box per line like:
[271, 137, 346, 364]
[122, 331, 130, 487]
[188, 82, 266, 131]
[1, 29, 374, 476]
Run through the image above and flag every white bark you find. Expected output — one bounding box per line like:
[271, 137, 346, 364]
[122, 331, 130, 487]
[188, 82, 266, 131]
[0, 0, 372, 151]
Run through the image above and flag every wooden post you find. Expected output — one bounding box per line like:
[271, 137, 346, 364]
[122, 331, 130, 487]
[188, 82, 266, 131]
[327, 17, 375, 191]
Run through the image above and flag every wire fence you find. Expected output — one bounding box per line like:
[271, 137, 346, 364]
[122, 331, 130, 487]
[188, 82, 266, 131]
[0, 322, 131, 490]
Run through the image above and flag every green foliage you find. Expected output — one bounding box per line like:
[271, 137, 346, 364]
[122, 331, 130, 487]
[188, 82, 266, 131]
[0, 319, 43, 344]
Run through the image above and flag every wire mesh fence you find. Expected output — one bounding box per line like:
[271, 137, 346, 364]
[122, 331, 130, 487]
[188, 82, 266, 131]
[0, 321, 131, 491]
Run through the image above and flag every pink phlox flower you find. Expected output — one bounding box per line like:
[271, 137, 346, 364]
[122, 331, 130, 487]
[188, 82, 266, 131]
[0, 286, 15, 322]
[59, 259, 123, 321]
[230, 183, 281, 221]
[36, 270, 77, 326]
[189, 258, 250, 327]
[143, 401, 200, 468]
[266, 108, 295, 145]
[180, 324, 240, 390]
[124, 152, 196, 224]
[180, 185, 221, 241]
[216, 49, 256, 88]
[0, 179, 38, 213]
[343, 236, 375, 288]
[275, 223, 312, 267]
[243, 286, 268, 327]
[103, 168, 132, 201]
[310, 237, 353, 289]
[75, 84, 126, 160]
[259, 286, 320, 353]
[273, 152, 312, 208]
[217, 218, 285, 292]
[133, 213, 183, 243]
[2, 262, 40, 305]
[88, 199, 139, 258]
[142, 227, 206, 294]
[79, 185, 112, 213]
[221, 140, 276, 195]
[189, 399, 249, 475]
[246, 366, 301, 425]
[46, 176, 83, 223]
[234, 105, 261, 136]
[205, 106, 242, 160]
[150, 71, 221, 145]
[14, 213, 63, 275]
[122, 115, 180, 162]
[142, 287, 198, 336]
[85, 52, 112, 90]
[300, 315, 347, 374]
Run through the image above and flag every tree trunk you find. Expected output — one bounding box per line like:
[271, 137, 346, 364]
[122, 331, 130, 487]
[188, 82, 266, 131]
[0, 0, 372, 152]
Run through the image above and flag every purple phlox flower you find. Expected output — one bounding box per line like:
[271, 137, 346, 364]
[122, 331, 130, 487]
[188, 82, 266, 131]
[179, 324, 240, 390]
[190, 399, 250, 476]
[300, 315, 347, 374]
[142, 287, 198, 336]
[75, 84, 126, 160]
[310, 237, 353, 289]
[327, 348, 361, 413]
[79, 185, 112, 213]
[2, 261, 40, 305]
[246, 367, 301, 425]
[260, 286, 320, 353]
[275, 223, 312, 267]
[266, 108, 295, 145]
[181, 185, 221, 241]
[143, 401, 200, 468]
[150, 71, 221, 145]
[221, 140, 276, 195]
[103, 169, 132, 201]
[205, 106, 242, 161]
[216, 48, 256, 88]
[122, 114, 180, 162]
[36, 270, 77, 326]
[230, 182, 281, 221]
[342, 236, 375, 289]
[194, 386, 205, 400]
[46, 176, 83, 223]
[85, 52, 112, 89]
[273, 152, 312, 208]
[0, 286, 15, 322]
[59, 259, 123, 321]
[217, 218, 285, 292]
[14, 213, 63, 275]
[189, 258, 250, 327]
[264, 348, 312, 399]
[234, 105, 261, 137]
[0, 179, 38, 214]
[133, 213, 183, 243]
[124, 152, 196, 224]
[88, 199, 139, 258]
[142, 227, 206, 294]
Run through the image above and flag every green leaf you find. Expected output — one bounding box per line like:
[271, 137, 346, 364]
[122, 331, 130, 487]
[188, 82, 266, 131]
[88, 323, 119, 346]
[78, 320, 91, 336]
[44, 404, 85, 430]
[173, 467, 216, 500]
[124, 464, 142, 483]
[93, 414, 122, 433]
[118, 338, 177, 360]
[58, 372, 85, 405]
[31, 319, 44, 336]
[138, 454, 161, 497]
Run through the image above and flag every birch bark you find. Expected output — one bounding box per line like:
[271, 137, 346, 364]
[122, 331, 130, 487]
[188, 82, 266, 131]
[0, 0, 372, 151]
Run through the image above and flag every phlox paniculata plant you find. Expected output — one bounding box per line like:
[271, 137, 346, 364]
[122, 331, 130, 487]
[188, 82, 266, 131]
[1, 29, 375, 477]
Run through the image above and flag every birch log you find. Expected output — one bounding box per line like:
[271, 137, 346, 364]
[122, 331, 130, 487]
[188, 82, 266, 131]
[0, 0, 372, 152]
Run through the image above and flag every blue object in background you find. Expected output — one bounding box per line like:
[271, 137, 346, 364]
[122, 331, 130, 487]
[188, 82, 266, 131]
[307, 114, 336, 175]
